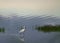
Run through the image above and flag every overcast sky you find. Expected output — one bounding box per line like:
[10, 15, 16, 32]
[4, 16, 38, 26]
[0, 0, 60, 17]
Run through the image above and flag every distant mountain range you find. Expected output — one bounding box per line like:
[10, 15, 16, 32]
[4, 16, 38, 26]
[0, 15, 60, 33]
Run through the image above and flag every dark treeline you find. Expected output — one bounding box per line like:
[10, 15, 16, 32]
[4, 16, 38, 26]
[35, 25, 60, 32]
[0, 27, 5, 32]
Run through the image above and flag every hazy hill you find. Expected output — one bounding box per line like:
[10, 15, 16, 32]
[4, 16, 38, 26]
[0, 15, 60, 33]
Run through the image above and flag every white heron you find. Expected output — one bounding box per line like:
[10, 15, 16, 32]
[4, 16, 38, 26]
[19, 26, 25, 33]
[19, 26, 26, 41]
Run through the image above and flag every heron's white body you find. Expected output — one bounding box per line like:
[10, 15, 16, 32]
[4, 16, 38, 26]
[19, 29, 25, 33]
[19, 26, 25, 33]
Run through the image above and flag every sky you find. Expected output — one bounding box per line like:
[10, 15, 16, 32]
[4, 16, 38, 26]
[0, 0, 60, 17]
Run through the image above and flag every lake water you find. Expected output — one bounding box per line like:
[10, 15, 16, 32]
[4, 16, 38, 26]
[0, 29, 60, 43]
[0, 33, 24, 43]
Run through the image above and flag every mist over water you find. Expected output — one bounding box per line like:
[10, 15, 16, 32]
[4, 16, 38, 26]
[0, 15, 60, 43]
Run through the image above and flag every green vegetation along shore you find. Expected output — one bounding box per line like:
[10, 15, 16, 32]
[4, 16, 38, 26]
[35, 25, 60, 32]
[0, 27, 5, 32]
